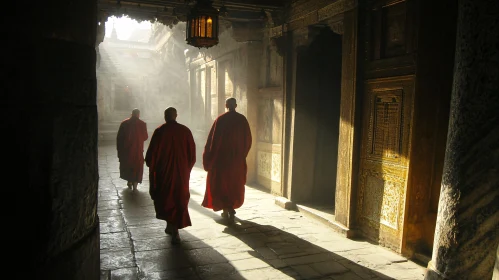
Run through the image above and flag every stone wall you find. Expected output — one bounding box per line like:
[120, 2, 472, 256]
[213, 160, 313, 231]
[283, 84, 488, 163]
[185, 25, 282, 190]
[256, 28, 284, 195]
[186, 28, 250, 171]
[97, 23, 190, 142]
[5, 0, 100, 278]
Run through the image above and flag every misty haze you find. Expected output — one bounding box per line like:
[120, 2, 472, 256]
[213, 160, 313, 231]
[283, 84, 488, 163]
[97, 16, 190, 142]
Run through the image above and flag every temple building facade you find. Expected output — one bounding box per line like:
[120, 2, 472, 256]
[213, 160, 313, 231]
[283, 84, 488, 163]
[182, 0, 464, 265]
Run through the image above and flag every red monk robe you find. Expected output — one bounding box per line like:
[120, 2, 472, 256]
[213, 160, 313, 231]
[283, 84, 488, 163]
[145, 121, 196, 229]
[117, 116, 148, 184]
[202, 111, 252, 212]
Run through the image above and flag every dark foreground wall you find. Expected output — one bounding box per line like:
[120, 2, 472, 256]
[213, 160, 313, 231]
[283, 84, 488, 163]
[3, 1, 100, 279]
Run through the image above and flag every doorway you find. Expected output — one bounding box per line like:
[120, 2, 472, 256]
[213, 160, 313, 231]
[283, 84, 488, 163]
[310, 28, 342, 205]
[292, 27, 342, 214]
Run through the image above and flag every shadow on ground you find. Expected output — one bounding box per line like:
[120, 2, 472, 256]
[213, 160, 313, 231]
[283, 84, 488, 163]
[100, 172, 396, 280]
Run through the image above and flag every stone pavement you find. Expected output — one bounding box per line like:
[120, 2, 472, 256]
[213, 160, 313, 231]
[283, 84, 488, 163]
[98, 144, 426, 280]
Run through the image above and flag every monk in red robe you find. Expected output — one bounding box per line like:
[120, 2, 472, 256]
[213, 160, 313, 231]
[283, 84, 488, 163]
[117, 108, 148, 191]
[202, 98, 252, 223]
[145, 107, 196, 244]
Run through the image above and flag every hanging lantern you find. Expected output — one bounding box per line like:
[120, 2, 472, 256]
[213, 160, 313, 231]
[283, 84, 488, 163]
[186, 0, 219, 48]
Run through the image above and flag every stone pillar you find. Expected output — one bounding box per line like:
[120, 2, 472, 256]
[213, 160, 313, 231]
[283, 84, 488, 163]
[281, 30, 294, 199]
[333, 6, 361, 234]
[245, 41, 263, 183]
[4, 0, 100, 278]
[230, 23, 264, 183]
[494, 244, 499, 280]
[425, 0, 499, 279]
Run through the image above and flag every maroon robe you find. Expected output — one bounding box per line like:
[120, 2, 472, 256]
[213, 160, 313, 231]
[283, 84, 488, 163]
[202, 111, 252, 211]
[145, 121, 196, 229]
[117, 116, 148, 183]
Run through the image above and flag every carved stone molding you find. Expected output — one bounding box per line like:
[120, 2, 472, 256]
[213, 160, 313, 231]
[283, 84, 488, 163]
[268, 24, 287, 57]
[292, 26, 321, 49]
[270, 36, 286, 56]
[344, 0, 358, 12]
[231, 21, 264, 42]
[269, 25, 284, 38]
[285, 0, 357, 32]
[318, 0, 346, 22]
[327, 20, 344, 35]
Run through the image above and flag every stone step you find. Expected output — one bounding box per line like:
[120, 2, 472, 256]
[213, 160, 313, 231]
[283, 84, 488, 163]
[98, 127, 159, 142]
[274, 197, 357, 238]
[98, 123, 121, 131]
[98, 123, 162, 131]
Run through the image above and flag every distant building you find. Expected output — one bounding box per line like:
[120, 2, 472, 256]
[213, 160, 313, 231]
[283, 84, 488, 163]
[96, 23, 189, 141]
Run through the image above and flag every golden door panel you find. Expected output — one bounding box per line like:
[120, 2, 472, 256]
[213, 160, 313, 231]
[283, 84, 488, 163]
[357, 75, 414, 252]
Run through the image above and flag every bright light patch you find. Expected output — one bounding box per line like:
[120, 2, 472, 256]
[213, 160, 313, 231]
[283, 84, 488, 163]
[105, 16, 152, 40]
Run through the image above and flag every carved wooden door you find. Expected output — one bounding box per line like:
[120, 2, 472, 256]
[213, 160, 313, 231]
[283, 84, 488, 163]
[357, 76, 414, 252]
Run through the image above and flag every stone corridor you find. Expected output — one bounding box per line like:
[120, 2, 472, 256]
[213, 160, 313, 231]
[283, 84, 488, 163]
[98, 143, 426, 280]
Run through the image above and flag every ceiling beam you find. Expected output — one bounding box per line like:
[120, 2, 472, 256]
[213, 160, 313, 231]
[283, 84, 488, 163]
[98, 0, 287, 14]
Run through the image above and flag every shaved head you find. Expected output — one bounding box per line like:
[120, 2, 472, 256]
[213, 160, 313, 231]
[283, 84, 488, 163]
[132, 108, 140, 118]
[225, 98, 237, 111]
[164, 107, 177, 122]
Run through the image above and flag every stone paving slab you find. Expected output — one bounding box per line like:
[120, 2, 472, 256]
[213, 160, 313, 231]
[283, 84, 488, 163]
[100, 249, 135, 270]
[111, 268, 140, 280]
[98, 144, 426, 280]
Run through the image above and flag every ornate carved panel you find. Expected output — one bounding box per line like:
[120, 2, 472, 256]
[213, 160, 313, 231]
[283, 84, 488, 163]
[256, 87, 283, 191]
[369, 90, 403, 163]
[258, 98, 273, 142]
[288, 0, 357, 28]
[381, 1, 407, 58]
[362, 174, 384, 222]
[366, 0, 416, 79]
[269, 25, 283, 38]
[271, 153, 282, 183]
[359, 169, 405, 230]
[272, 98, 283, 144]
[257, 151, 272, 179]
[357, 75, 414, 251]
[257, 150, 281, 183]
[318, 0, 346, 22]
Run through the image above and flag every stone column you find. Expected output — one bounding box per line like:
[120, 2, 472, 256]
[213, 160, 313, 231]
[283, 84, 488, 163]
[494, 244, 499, 280]
[230, 22, 264, 183]
[245, 41, 263, 183]
[4, 0, 100, 278]
[425, 0, 499, 279]
[333, 6, 362, 234]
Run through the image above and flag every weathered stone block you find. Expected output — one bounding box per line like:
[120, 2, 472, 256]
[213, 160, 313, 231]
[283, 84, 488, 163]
[275, 196, 297, 210]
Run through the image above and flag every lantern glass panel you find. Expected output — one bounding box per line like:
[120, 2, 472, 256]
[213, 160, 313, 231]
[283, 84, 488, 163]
[185, 1, 219, 48]
[190, 19, 195, 37]
[207, 17, 212, 37]
[200, 16, 206, 37]
[195, 18, 199, 37]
